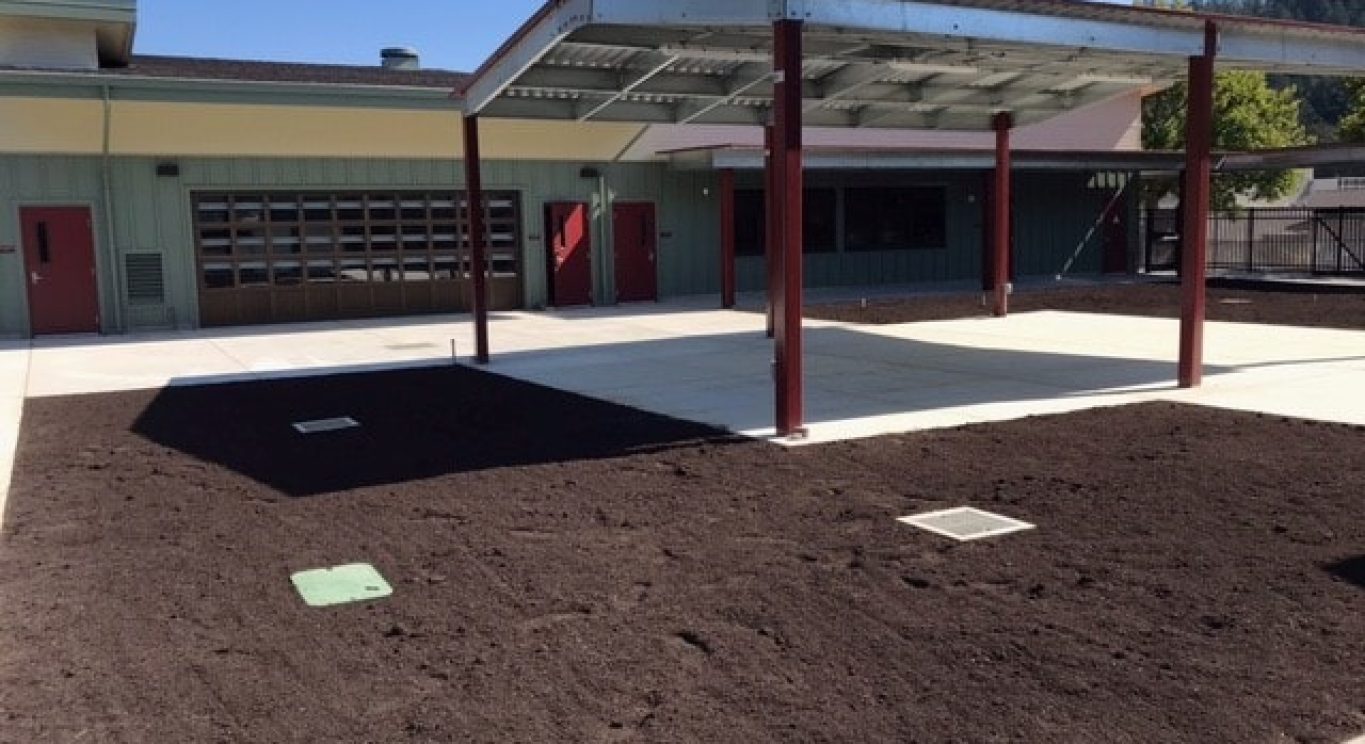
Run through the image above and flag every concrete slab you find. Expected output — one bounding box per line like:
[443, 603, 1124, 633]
[2, 304, 1363, 515]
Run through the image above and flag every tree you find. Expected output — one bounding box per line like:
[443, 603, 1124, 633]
[1191, 0, 1365, 140]
[1339, 80, 1365, 143]
[1143, 71, 1313, 208]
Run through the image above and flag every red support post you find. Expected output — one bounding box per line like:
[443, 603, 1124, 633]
[463, 115, 490, 365]
[991, 112, 1013, 317]
[1179, 22, 1217, 388]
[764, 124, 776, 338]
[720, 168, 737, 309]
[773, 19, 805, 438]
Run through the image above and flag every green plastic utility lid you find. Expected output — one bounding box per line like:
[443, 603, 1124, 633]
[291, 563, 392, 607]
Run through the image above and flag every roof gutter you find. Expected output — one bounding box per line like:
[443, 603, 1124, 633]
[0, 68, 465, 109]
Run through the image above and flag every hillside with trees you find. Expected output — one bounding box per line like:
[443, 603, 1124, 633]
[1188, 0, 1365, 140]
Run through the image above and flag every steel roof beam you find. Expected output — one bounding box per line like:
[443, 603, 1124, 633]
[795, 0, 1209, 58]
[577, 52, 680, 120]
[1222, 144, 1365, 170]
[792, 0, 1365, 74]
[462, 0, 593, 116]
[806, 64, 890, 113]
[515, 66, 733, 97]
[676, 62, 772, 124]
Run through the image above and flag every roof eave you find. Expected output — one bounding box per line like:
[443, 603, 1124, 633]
[0, 68, 464, 110]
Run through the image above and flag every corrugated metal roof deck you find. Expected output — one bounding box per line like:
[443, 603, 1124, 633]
[461, 0, 1365, 131]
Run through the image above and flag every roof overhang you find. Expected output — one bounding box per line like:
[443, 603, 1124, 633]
[665, 144, 1188, 172]
[0, 68, 462, 110]
[0, 1, 137, 66]
[664, 143, 1365, 174]
[459, 0, 1365, 131]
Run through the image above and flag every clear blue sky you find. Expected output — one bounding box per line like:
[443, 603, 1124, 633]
[135, 0, 1132, 73]
[136, 0, 549, 72]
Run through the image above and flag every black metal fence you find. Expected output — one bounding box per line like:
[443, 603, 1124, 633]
[1143, 207, 1365, 276]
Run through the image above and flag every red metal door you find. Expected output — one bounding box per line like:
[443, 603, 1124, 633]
[1103, 194, 1130, 274]
[545, 201, 592, 306]
[613, 202, 657, 303]
[20, 206, 99, 335]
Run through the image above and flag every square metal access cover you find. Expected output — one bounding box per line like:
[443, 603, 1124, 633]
[897, 507, 1035, 542]
[292, 417, 360, 434]
[291, 563, 393, 607]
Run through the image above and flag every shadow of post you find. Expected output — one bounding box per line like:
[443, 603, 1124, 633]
[1325, 555, 1365, 589]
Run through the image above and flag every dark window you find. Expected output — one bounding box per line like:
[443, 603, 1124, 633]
[804, 189, 837, 253]
[192, 189, 521, 292]
[844, 186, 947, 251]
[734, 188, 838, 256]
[735, 190, 765, 257]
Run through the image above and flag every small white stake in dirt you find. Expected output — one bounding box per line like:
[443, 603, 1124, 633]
[860, 298, 868, 309]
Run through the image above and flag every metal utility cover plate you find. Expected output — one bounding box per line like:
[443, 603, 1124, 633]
[898, 507, 1035, 542]
[291, 563, 392, 608]
[385, 342, 439, 350]
[292, 417, 360, 434]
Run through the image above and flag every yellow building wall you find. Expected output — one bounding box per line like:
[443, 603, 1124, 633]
[0, 97, 650, 160]
[0, 97, 103, 153]
[109, 102, 464, 158]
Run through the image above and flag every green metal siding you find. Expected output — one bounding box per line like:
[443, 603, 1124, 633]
[734, 170, 1136, 292]
[0, 154, 1137, 337]
[734, 170, 985, 292]
[658, 170, 721, 298]
[0, 155, 116, 336]
[0, 154, 721, 334]
[1014, 172, 1125, 278]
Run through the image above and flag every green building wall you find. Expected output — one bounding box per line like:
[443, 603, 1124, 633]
[0, 155, 724, 335]
[734, 170, 1137, 292]
[0, 154, 1131, 337]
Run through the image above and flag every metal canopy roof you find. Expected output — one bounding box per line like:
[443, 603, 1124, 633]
[461, 0, 1365, 131]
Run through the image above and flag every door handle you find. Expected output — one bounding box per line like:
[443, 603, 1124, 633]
[30, 271, 41, 286]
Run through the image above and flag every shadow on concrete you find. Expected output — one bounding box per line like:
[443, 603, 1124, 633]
[127, 321, 1363, 495]
[1325, 555, 1365, 590]
[130, 364, 737, 498]
[476, 325, 1365, 432]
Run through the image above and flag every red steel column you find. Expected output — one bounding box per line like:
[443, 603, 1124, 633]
[720, 168, 737, 309]
[1179, 22, 1217, 388]
[991, 112, 1013, 317]
[463, 115, 490, 364]
[764, 124, 776, 338]
[773, 19, 805, 437]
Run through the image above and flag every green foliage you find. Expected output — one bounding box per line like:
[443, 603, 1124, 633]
[1341, 80, 1365, 143]
[1143, 71, 1313, 208]
[1188, 0, 1365, 140]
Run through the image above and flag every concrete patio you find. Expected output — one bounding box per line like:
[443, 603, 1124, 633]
[2, 301, 1364, 519]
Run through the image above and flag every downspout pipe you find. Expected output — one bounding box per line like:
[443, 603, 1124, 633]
[101, 84, 123, 333]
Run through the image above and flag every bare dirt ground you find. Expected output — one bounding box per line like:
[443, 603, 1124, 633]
[0, 366, 1362, 743]
[806, 279, 1365, 330]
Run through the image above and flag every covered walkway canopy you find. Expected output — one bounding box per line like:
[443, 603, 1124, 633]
[456, 0, 1365, 437]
